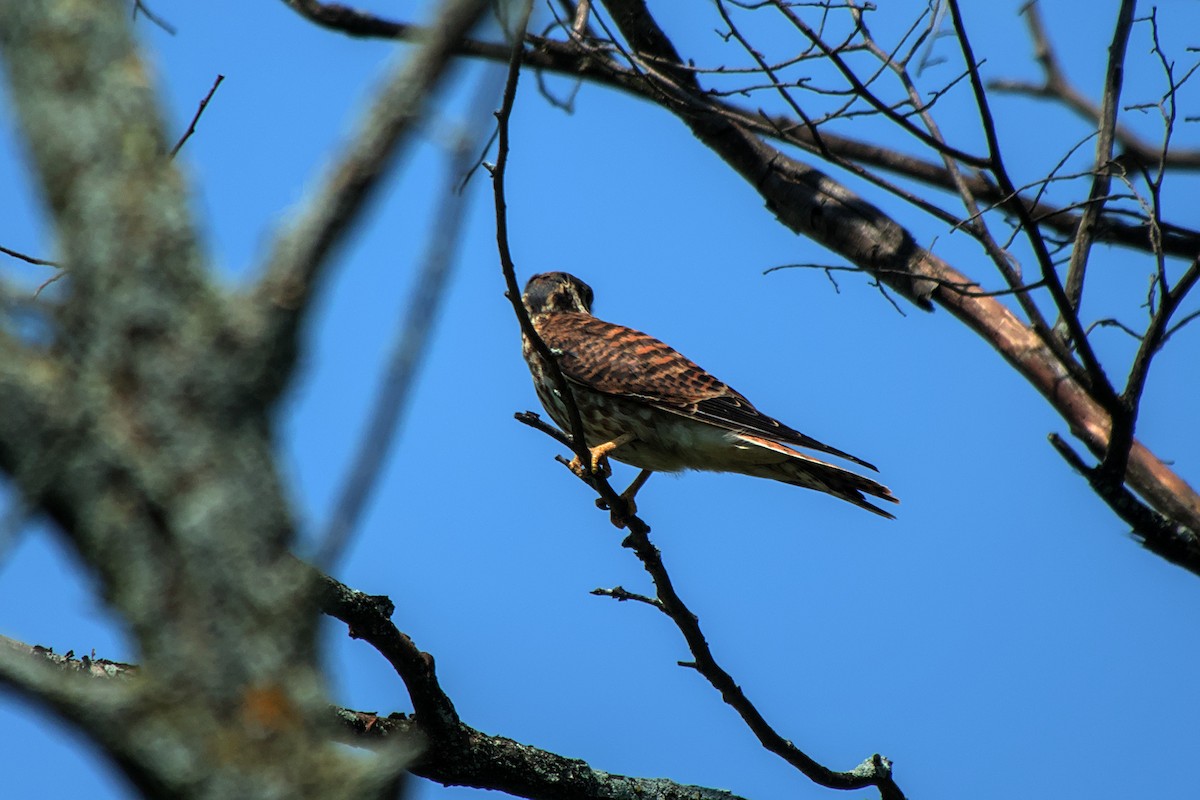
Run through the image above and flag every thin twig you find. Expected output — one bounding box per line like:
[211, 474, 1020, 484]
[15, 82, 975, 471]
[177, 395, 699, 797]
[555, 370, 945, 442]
[169, 74, 224, 157]
[492, 1, 593, 473]
[282, 1, 1200, 260]
[989, 3, 1200, 170]
[496, 28, 647, 525]
[848, 2, 1056, 338]
[945, 0, 1119, 412]
[765, 262, 1047, 299]
[775, 1, 987, 169]
[253, 0, 490, 398]
[1099, 8, 1199, 484]
[313, 570, 750, 800]
[1161, 309, 1200, 347]
[1104, 257, 1200, 481]
[31, 272, 64, 298]
[1060, 0, 1135, 316]
[591, 585, 663, 609]
[315, 70, 502, 569]
[0, 245, 58, 267]
[614, 517, 905, 798]
[131, 0, 176, 35]
[1085, 317, 1143, 341]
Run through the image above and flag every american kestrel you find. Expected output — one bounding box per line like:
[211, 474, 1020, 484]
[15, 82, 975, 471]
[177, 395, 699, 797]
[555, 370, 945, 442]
[520, 272, 898, 518]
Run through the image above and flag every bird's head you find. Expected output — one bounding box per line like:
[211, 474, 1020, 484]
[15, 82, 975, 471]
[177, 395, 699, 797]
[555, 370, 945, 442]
[522, 272, 595, 316]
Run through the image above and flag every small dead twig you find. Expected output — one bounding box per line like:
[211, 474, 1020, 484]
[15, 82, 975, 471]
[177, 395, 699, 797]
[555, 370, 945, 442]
[170, 74, 224, 158]
[0, 245, 57, 267]
[765, 262, 1047, 299]
[132, 0, 177, 35]
[253, 0, 490, 400]
[1060, 0, 1136, 318]
[988, 3, 1200, 170]
[0, 245, 64, 298]
[1085, 317, 1143, 341]
[591, 585, 662, 609]
[946, 0, 1120, 417]
[316, 71, 500, 569]
[492, 2, 595, 481]
[1103, 257, 1200, 481]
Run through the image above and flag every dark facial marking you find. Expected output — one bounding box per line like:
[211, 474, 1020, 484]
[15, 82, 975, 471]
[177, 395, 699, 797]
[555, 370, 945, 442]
[523, 272, 595, 315]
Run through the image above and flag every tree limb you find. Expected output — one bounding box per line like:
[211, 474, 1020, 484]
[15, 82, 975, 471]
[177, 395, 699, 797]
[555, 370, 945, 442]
[0, 1, 415, 795]
[1, 624, 748, 800]
[595, 0, 1200, 566]
[279, 0, 1200, 261]
[315, 72, 499, 569]
[1061, 0, 1136, 315]
[989, 2, 1200, 171]
[252, 0, 491, 402]
[281, 0, 1200, 570]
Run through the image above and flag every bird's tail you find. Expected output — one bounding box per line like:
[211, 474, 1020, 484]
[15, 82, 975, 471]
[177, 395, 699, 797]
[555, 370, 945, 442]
[733, 433, 899, 519]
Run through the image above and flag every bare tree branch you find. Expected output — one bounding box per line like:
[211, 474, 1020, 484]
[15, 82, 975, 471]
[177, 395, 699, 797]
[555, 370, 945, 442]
[2, 596, 750, 800]
[847, 3, 1061, 354]
[946, 0, 1117, 403]
[0, 244, 58, 267]
[280, 0, 1200, 571]
[252, 0, 491, 402]
[603, 510, 906, 798]
[316, 573, 752, 800]
[1104, 257, 1200, 483]
[989, 2, 1200, 171]
[0, 1, 425, 795]
[131, 0, 176, 35]
[280, 0, 1200, 261]
[0, 634, 132, 725]
[316, 69, 500, 568]
[1060, 0, 1136, 317]
[575, 0, 1200, 556]
[169, 73, 224, 157]
[1050, 434, 1200, 574]
[491, 1, 597, 477]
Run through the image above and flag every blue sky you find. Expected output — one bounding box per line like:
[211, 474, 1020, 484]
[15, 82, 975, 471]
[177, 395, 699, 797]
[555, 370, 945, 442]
[2, 2, 1199, 799]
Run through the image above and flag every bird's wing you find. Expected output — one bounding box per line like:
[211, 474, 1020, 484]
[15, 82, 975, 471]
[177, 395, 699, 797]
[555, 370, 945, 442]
[536, 313, 725, 400]
[537, 314, 878, 471]
[689, 395, 879, 471]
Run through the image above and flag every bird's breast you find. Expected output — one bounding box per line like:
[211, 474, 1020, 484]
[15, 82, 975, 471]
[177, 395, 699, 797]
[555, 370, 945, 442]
[528, 378, 732, 473]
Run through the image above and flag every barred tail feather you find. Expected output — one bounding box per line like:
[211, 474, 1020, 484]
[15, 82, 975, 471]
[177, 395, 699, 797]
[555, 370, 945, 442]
[732, 433, 899, 519]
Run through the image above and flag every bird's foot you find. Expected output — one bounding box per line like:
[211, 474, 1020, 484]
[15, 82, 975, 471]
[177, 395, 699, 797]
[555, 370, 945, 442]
[567, 454, 611, 480]
[570, 433, 636, 480]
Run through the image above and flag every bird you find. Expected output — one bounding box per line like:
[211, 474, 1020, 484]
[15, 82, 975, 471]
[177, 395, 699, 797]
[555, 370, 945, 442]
[519, 271, 898, 519]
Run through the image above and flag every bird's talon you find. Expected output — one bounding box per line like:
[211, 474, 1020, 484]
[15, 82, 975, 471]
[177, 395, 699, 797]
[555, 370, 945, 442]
[590, 456, 613, 479]
[568, 454, 613, 480]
